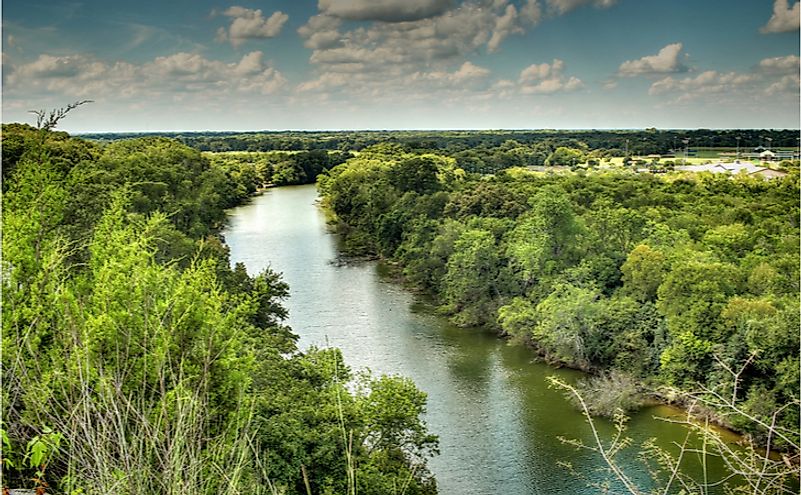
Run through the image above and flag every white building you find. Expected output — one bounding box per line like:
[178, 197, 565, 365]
[673, 162, 788, 179]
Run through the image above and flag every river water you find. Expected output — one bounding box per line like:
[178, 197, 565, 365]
[223, 184, 736, 494]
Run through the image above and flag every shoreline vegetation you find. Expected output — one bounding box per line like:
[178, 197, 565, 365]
[1, 124, 438, 495]
[2, 123, 799, 493]
[339, 250, 782, 446]
[311, 143, 800, 471]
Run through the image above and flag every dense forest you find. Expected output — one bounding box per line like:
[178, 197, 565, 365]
[1, 124, 438, 495]
[83, 129, 800, 175]
[314, 144, 800, 451]
[3, 122, 799, 493]
[82, 129, 801, 154]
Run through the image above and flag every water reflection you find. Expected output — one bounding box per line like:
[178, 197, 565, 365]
[223, 184, 736, 495]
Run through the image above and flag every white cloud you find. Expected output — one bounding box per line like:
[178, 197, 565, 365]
[296, 72, 350, 93]
[319, 0, 453, 22]
[416, 61, 491, 83]
[648, 70, 760, 103]
[758, 54, 800, 73]
[545, 0, 616, 15]
[488, 4, 523, 52]
[520, 0, 543, 25]
[295, 0, 618, 101]
[765, 74, 801, 95]
[760, 0, 800, 34]
[647, 55, 800, 104]
[618, 43, 687, 76]
[297, 14, 342, 49]
[298, 0, 529, 73]
[6, 51, 287, 99]
[11, 53, 86, 78]
[603, 80, 618, 90]
[520, 59, 563, 81]
[452, 61, 491, 80]
[217, 6, 288, 47]
[519, 59, 582, 94]
[297, 60, 490, 97]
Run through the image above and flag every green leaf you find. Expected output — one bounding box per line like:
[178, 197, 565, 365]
[28, 437, 48, 468]
[1, 428, 11, 451]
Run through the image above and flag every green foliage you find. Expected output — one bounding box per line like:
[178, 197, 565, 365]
[545, 146, 585, 166]
[318, 146, 799, 447]
[620, 244, 667, 302]
[531, 284, 603, 369]
[1, 127, 437, 494]
[506, 186, 583, 285]
[441, 229, 500, 327]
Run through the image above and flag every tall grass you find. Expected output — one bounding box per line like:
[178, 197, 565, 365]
[3, 326, 278, 495]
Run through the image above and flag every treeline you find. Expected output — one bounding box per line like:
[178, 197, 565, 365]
[206, 149, 352, 189]
[82, 129, 799, 156]
[1, 124, 437, 495]
[317, 144, 800, 448]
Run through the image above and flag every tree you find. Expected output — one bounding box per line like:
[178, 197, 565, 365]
[545, 147, 585, 166]
[531, 284, 603, 369]
[391, 156, 442, 194]
[441, 228, 500, 326]
[620, 244, 667, 302]
[506, 186, 583, 285]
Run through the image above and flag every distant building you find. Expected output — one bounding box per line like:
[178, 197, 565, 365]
[760, 150, 775, 160]
[742, 148, 799, 161]
[673, 161, 788, 179]
[773, 150, 797, 160]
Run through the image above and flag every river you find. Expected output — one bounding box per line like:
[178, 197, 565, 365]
[223, 184, 737, 494]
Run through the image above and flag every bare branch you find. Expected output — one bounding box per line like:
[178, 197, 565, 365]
[29, 100, 93, 131]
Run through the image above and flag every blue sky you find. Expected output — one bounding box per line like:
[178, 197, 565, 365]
[2, 0, 799, 132]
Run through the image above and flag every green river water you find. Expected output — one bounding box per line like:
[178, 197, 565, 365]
[223, 184, 741, 494]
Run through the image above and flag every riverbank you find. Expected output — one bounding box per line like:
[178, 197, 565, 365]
[326, 224, 751, 435]
[314, 159, 799, 475]
[226, 183, 785, 494]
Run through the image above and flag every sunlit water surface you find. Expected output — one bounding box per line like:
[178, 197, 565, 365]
[223, 184, 737, 495]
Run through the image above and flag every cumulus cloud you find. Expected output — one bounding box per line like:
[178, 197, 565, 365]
[520, 0, 543, 25]
[647, 55, 800, 104]
[520, 59, 563, 81]
[758, 54, 800, 73]
[519, 59, 582, 94]
[545, 0, 616, 15]
[6, 51, 286, 98]
[297, 60, 490, 96]
[648, 70, 760, 103]
[9, 53, 87, 79]
[488, 4, 522, 52]
[618, 43, 687, 76]
[216, 6, 288, 47]
[765, 74, 801, 95]
[319, 0, 453, 22]
[298, 0, 528, 73]
[297, 14, 343, 49]
[416, 61, 491, 83]
[760, 0, 800, 33]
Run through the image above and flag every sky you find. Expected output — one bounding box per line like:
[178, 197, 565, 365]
[2, 0, 799, 132]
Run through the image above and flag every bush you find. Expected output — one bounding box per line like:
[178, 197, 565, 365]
[572, 371, 643, 417]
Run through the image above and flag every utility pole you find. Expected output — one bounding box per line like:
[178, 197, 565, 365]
[736, 136, 741, 162]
